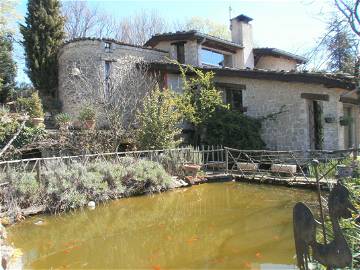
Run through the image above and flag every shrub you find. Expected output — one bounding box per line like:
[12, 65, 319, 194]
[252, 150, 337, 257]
[87, 161, 125, 196]
[136, 87, 182, 150]
[176, 64, 227, 145]
[16, 91, 44, 118]
[55, 112, 71, 125]
[0, 112, 19, 145]
[123, 159, 172, 195]
[12, 172, 42, 208]
[44, 161, 88, 211]
[13, 126, 46, 148]
[79, 107, 96, 121]
[1, 158, 173, 216]
[203, 107, 265, 149]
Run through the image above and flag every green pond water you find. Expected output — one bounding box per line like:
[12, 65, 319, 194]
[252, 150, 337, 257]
[8, 182, 318, 269]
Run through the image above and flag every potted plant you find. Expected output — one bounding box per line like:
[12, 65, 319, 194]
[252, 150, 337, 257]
[78, 107, 96, 129]
[17, 91, 45, 127]
[339, 116, 353, 126]
[55, 113, 71, 131]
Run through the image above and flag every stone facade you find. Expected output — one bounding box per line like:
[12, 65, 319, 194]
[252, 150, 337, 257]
[167, 73, 357, 151]
[58, 39, 168, 118]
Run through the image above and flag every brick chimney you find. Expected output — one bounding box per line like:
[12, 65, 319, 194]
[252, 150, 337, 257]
[230, 14, 254, 69]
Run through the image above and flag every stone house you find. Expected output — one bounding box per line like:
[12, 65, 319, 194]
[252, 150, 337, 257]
[58, 14, 357, 151]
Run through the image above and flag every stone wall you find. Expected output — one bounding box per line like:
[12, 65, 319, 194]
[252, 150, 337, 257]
[255, 55, 298, 71]
[58, 39, 168, 118]
[167, 72, 354, 151]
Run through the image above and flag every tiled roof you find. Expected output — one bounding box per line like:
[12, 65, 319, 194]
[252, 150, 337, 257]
[59, 37, 168, 53]
[254, 48, 307, 64]
[144, 30, 243, 51]
[149, 61, 356, 90]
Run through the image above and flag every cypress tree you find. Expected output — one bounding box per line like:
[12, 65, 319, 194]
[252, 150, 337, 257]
[0, 34, 16, 103]
[20, 0, 65, 98]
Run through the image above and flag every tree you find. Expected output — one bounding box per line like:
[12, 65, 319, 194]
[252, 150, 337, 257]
[334, 0, 359, 36]
[326, 18, 358, 73]
[174, 16, 230, 40]
[62, 0, 113, 40]
[20, 0, 65, 99]
[0, 0, 19, 34]
[136, 87, 182, 150]
[0, 34, 16, 103]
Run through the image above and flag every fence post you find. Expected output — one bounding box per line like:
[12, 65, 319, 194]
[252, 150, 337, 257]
[36, 160, 41, 184]
[225, 148, 229, 174]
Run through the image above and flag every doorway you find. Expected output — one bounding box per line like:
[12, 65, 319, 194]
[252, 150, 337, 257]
[343, 106, 354, 149]
[308, 100, 323, 150]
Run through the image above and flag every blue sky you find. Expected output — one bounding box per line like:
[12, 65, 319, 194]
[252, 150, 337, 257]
[14, 0, 332, 83]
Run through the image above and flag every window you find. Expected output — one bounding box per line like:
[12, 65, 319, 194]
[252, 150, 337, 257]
[201, 48, 224, 67]
[104, 42, 111, 52]
[175, 43, 185, 64]
[226, 88, 243, 111]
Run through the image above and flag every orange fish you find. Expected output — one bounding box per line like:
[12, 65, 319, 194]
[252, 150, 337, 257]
[63, 250, 70, 254]
[166, 236, 172, 241]
[243, 261, 251, 268]
[152, 265, 161, 270]
[255, 252, 261, 258]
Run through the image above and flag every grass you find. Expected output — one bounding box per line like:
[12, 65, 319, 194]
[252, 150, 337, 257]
[0, 158, 172, 220]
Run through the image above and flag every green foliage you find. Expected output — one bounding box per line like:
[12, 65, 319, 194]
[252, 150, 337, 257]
[0, 33, 16, 103]
[177, 64, 227, 144]
[13, 126, 46, 148]
[2, 158, 173, 214]
[78, 106, 96, 121]
[0, 110, 19, 145]
[0, 0, 19, 34]
[182, 16, 230, 40]
[137, 87, 182, 150]
[325, 17, 358, 74]
[122, 159, 172, 196]
[12, 172, 42, 208]
[203, 107, 265, 149]
[178, 65, 226, 126]
[16, 91, 45, 118]
[55, 112, 71, 124]
[20, 0, 65, 97]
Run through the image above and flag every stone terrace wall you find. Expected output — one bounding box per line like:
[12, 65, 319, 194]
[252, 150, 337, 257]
[58, 39, 168, 118]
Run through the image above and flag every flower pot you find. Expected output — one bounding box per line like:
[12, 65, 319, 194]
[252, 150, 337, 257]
[59, 122, 71, 131]
[83, 119, 96, 130]
[31, 117, 44, 127]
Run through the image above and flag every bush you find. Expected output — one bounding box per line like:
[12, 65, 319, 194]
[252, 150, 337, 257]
[203, 107, 265, 149]
[13, 126, 46, 148]
[16, 91, 44, 118]
[12, 172, 42, 208]
[78, 107, 96, 121]
[122, 159, 172, 196]
[1, 158, 173, 216]
[136, 87, 182, 150]
[55, 112, 71, 125]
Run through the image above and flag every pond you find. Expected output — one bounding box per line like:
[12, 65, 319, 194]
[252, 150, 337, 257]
[8, 182, 317, 269]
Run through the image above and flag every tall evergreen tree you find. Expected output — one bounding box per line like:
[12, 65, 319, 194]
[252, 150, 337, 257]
[326, 18, 358, 74]
[0, 34, 16, 103]
[20, 0, 65, 98]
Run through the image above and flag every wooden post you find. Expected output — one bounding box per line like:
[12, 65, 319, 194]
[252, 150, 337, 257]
[36, 160, 41, 184]
[313, 159, 327, 244]
[225, 148, 229, 174]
